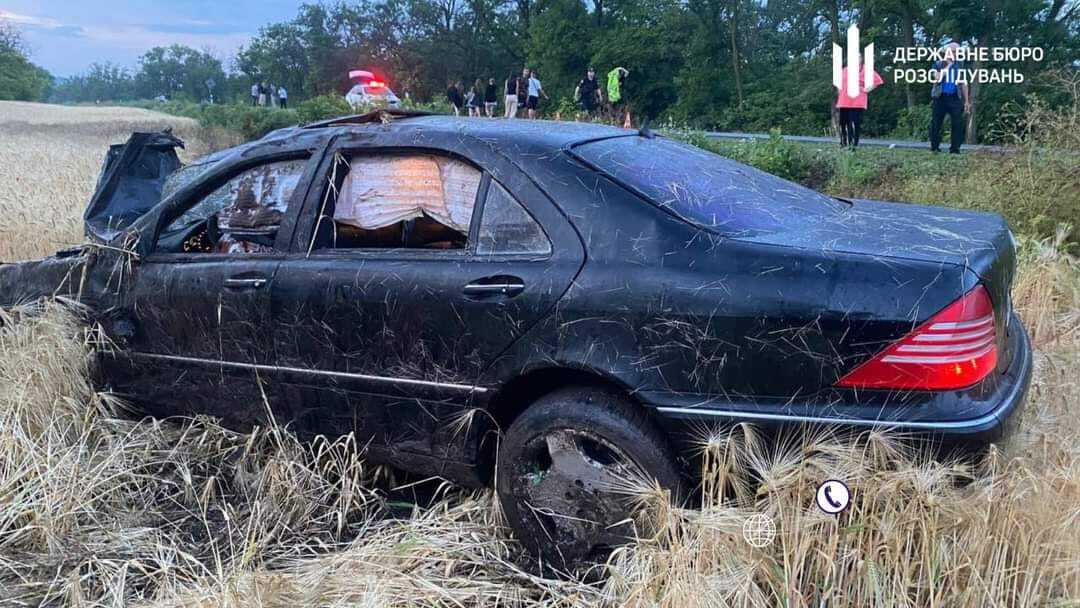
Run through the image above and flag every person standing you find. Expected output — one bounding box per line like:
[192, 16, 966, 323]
[258, 82, 268, 107]
[250, 82, 259, 106]
[504, 72, 519, 118]
[447, 80, 464, 116]
[607, 67, 631, 128]
[526, 70, 548, 119]
[834, 62, 883, 148]
[277, 85, 288, 109]
[467, 79, 484, 117]
[515, 68, 531, 116]
[929, 42, 971, 154]
[484, 78, 498, 117]
[575, 67, 603, 120]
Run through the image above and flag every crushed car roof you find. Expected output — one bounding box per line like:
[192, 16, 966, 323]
[295, 110, 636, 150]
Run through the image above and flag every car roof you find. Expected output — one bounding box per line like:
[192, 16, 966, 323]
[301, 111, 636, 151]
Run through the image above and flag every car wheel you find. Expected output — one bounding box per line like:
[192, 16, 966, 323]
[495, 386, 681, 566]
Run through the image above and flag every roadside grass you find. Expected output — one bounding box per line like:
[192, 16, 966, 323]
[0, 97, 1077, 606]
[688, 129, 1079, 252]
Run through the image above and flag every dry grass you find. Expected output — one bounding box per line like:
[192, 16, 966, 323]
[0, 103, 1078, 607]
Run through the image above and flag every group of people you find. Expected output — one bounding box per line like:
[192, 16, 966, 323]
[835, 41, 970, 153]
[250, 82, 289, 109]
[446, 66, 633, 127]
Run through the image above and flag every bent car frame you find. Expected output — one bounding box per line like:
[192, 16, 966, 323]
[0, 111, 1033, 564]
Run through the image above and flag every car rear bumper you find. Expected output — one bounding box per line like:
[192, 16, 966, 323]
[651, 313, 1033, 451]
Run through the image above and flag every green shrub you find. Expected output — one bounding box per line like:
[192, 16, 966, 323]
[891, 105, 932, 141]
[295, 94, 353, 124]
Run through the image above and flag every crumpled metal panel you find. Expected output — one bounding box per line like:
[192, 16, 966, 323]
[84, 131, 184, 242]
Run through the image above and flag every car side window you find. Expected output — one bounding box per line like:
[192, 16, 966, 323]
[319, 153, 482, 250]
[477, 181, 551, 255]
[158, 159, 307, 254]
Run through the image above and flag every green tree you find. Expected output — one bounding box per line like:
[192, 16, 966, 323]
[0, 21, 52, 102]
[527, 0, 594, 103]
[135, 45, 226, 102]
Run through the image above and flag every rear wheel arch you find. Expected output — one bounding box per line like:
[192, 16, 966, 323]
[485, 365, 645, 434]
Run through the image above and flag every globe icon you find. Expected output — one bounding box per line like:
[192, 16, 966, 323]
[742, 513, 776, 548]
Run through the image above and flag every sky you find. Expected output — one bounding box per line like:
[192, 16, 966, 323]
[1, 1, 302, 76]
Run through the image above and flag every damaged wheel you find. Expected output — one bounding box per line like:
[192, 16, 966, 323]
[496, 386, 681, 567]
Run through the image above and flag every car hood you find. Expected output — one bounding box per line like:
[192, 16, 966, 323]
[84, 130, 184, 243]
[735, 198, 1013, 278]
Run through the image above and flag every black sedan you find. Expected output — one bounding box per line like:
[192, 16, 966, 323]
[0, 112, 1033, 565]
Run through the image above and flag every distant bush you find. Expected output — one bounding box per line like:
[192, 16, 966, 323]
[721, 130, 817, 182]
[296, 94, 353, 124]
[891, 105, 933, 141]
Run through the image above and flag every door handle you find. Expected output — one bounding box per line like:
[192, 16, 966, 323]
[224, 277, 268, 290]
[464, 279, 525, 298]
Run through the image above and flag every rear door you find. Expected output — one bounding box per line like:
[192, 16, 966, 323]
[267, 140, 584, 468]
[104, 154, 318, 426]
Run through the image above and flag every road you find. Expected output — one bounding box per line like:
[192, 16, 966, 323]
[703, 131, 1010, 153]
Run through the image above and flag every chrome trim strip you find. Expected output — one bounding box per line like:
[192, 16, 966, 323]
[654, 405, 999, 431]
[895, 336, 995, 354]
[912, 325, 994, 342]
[929, 316, 993, 331]
[881, 344, 994, 364]
[128, 352, 490, 394]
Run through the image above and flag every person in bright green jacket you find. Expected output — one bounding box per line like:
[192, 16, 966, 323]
[607, 67, 631, 128]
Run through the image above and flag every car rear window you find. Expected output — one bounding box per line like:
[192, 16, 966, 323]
[572, 136, 847, 236]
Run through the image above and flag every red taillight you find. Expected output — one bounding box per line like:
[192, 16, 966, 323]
[837, 285, 997, 390]
[368, 80, 385, 88]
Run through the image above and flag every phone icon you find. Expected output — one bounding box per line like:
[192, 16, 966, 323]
[816, 480, 851, 514]
[824, 485, 843, 510]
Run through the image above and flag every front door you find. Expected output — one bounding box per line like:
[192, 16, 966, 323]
[105, 156, 315, 427]
[268, 146, 584, 477]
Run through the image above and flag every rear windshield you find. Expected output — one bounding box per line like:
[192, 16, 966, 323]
[573, 136, 846, 236]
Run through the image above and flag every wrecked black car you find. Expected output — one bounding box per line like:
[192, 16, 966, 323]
[0, 112, 1033, 565]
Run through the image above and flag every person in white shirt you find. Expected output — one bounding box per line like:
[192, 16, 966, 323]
[277, 85, 288, 109]
[250, 82, 259, 106]
[526, 71, 548, 119]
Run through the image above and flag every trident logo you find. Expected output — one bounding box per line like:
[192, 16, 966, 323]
[833, 24, 876, 98]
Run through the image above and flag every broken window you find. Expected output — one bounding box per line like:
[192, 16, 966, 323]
[158, 159, 307, 254]
[320, 154, 482, 250]
[477, 181, 551, 255]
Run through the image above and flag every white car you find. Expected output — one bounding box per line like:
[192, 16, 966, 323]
[345, 70, 400, 109]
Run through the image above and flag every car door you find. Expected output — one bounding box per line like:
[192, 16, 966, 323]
[103, 154, 318, 427]
[267, 142, 584, 472]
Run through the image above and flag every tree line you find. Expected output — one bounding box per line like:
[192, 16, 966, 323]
[15, 0, 1080, 141]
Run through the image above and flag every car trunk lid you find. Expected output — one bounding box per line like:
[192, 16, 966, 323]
[742, 198, 1018, 372]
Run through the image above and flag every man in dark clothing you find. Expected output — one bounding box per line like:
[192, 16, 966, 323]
[447, 81, 464, 116]
[576, 67, 603, 118]
[929, 42, 971, 154]
[484, 78, 498, 117]
[515, 68, 530, 112]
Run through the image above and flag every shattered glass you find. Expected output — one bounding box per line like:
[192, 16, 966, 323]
[477, 181, 551, 255]
[162, 159, 307, 249]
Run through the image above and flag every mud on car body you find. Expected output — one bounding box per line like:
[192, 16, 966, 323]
[0, 111, 1033, 565]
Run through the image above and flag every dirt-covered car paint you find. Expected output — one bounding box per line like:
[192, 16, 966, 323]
[0, 112, 1033, 490]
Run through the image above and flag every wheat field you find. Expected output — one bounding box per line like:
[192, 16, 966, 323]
[0, 101, 1077, 607]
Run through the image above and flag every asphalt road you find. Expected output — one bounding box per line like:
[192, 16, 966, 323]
[703, 131, 1009, 153]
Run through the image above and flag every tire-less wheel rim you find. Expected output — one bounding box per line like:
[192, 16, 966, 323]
[509, 428, 643, 563]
